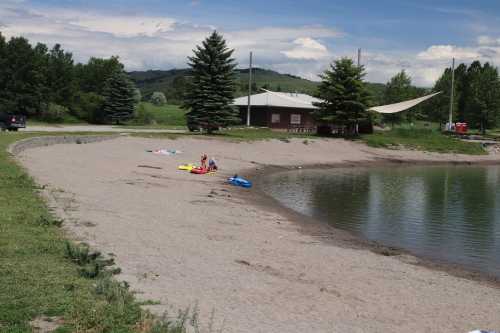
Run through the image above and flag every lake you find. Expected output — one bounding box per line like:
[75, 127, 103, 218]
[260, 166, 500, 278]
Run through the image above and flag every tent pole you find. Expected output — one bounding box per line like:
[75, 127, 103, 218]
[247, 52, 253, 127]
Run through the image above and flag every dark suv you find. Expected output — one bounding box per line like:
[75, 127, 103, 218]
[0, 112, 26, 131]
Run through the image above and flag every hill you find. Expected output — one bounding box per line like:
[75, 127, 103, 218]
[129, 68, 386, 105]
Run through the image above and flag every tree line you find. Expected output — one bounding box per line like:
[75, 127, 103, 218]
[0, 32, 137, 123]
[2, 29, 499, 134]
[425, 61, 500, 133]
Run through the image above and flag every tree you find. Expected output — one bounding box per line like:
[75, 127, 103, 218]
[102, 71, 136, 124]
[313, 58, 370, 135]
[171, 75, 187, 103]
[182, 31, 239, 133]
[424, 63, 466, 124]
[464, 61, 500, 134]
[47, 44, 75, 108]
[150, 91, 167, 106]
[382, 70, 414, 126]
[0, 36, 48, 116]
[76, 56, 123, 94]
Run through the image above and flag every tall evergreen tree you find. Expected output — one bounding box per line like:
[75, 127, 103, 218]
[182, 31, 238, 133]
[102, 70, 136, 124]
[313, 58, 370, 135]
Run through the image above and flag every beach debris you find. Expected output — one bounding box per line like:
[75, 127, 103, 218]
[138, 165, 163, 170]
[235, 259, 251, 266]
[469, 331, 499, 333]
[147, 149, 183, 156]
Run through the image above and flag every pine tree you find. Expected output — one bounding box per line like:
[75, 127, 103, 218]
[313, 58, 370, 135]
[102, 71, 136, 124]
[182, 31, 238, 133]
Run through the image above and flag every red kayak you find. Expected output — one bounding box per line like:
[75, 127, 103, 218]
[190, 167, 209, 174]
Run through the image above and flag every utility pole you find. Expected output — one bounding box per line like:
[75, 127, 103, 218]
[355, 48, 361, 135]
[448, 58, 455, 131]
[247, 51, 253, 127]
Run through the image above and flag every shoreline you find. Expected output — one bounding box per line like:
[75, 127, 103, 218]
[16, 136, 500, 332]
[242, 161, 500, 289]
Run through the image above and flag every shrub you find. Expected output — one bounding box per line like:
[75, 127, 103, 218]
[133, 88, 143, 103]
[150, 92, 167, 106]
[40, 103, 69, 122]
[134, 104, 155, 125]
[72, 92, 105, 124]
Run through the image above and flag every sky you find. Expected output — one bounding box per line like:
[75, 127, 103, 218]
[1, 0, 500, 86]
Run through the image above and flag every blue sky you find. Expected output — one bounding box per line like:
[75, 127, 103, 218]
[2, 0, 500, 86]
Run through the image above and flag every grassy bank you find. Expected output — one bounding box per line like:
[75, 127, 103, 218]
[0, 133, 191, 333]
[132, 127, 316, 142]
[128, 103, 186, 128]
[363, 128, 487, 155]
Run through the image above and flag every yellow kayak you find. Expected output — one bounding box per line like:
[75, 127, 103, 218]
[178, 164, 195, 171]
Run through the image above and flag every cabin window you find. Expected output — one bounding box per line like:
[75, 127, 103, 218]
[290, 114, 301, 125]
[271, 113, 281, 123]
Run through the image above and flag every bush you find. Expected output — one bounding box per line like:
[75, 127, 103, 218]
[72, 92, 105, 124]
[40, 103, 70, 122]
[150, 92, 167, 106]
[133, 104, 155, 125]
[133, 88, 142, 104]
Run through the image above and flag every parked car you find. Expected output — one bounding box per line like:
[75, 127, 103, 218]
[0, 112, 26, 131]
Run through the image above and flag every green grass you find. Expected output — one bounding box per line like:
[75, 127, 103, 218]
[126, 102, 187, 128]
[362, 128, 487, 155]
[216, 128, 315, 141]
[28, 114, 86, 126]
[0, 132, 198, 333]
[132, 127, 317, 142]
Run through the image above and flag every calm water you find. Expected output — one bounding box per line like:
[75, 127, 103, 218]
[260, 166, 500, 277]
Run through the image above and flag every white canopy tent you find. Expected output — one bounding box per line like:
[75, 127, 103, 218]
[369, 92, 442, 114]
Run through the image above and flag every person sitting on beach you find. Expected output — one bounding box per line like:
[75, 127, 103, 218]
[208, 157, 218, 171]
[201, 154, 208, 169]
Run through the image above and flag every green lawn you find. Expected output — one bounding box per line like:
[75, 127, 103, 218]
[126, 102, 187, 128]
[362, 128, 487, 155]
[0, 133, 191, 333]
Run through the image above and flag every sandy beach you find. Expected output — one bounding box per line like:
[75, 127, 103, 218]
[16, 136, 500, 333]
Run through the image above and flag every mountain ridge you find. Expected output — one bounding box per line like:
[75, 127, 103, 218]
[129, 67, 386, 105]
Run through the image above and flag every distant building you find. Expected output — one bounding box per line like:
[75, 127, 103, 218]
[233, 91, 321, 132]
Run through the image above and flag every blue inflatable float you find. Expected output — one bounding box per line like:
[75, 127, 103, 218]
[228, 176, 252, 188]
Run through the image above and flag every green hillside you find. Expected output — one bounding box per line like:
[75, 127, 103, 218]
[129, 68, 387, 106]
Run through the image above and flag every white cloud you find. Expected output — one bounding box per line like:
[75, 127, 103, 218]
[0, 2, 341, 74]
[478, 35, 500, 46]
[417, 45, 481, 60]
[2, 1, 500, 88]
[281, 37, 330, 60]
[70, 15, 176, 38]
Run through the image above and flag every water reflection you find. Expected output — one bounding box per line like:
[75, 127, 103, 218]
[260, 166, 500, 277]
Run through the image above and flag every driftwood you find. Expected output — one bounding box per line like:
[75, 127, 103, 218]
[137, 165, 163, 170]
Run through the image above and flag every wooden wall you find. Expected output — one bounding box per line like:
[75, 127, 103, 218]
[239, 106, 316, 129]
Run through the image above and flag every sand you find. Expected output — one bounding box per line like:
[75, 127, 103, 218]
[17, 136, 500, 333]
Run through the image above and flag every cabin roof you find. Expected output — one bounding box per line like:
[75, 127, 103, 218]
[232, 91, 321, 109]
